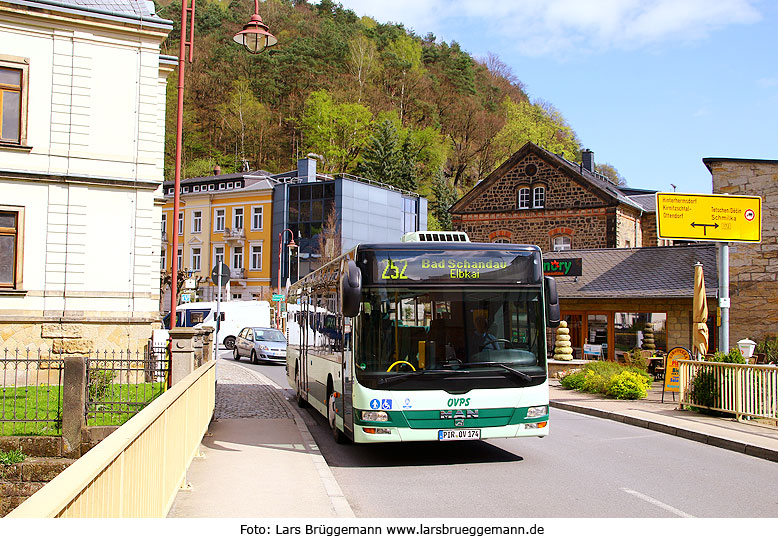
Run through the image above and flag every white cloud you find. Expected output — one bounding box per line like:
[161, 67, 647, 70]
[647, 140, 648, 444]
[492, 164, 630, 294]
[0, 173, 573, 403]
[335, 0, 762, 56]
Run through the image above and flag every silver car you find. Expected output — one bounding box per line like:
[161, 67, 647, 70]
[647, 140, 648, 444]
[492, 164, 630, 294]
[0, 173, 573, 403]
[233, 327, 287, 364]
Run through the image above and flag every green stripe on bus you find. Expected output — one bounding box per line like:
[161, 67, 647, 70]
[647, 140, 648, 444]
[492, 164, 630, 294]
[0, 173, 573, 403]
[354, 407, 549, 429]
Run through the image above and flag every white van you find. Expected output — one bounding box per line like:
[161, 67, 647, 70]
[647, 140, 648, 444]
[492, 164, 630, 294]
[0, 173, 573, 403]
[171, 300, 272, 350]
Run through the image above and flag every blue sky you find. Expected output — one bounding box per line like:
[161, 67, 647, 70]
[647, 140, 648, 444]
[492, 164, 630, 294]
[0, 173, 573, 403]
[334, 0, 777, 194]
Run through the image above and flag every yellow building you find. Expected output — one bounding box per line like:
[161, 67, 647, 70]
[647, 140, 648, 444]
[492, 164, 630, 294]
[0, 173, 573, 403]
[161, 171, 275, 309]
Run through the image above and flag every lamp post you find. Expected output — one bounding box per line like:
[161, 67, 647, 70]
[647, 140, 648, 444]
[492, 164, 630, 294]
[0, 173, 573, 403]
[278, 229, 296, 328]
[169, 1, 276, 328]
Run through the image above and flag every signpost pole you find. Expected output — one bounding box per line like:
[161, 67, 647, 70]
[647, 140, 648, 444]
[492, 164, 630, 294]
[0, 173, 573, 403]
[718, 242, 730, 353]
[215, 269, 222, 362]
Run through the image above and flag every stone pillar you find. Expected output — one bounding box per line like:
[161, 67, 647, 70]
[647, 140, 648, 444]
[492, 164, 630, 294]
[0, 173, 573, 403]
[61, 357, 86, 458]
[169, 328, 198, 386]
[192, 330, 204, 368]
[200, 326, 214, 364]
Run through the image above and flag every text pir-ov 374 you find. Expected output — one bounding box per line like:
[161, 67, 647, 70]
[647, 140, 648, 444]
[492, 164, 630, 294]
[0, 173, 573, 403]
[656, 192, 762, 243]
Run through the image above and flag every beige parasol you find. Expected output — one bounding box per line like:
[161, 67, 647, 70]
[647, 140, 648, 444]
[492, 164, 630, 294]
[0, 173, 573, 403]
[693, 262, 709, 359]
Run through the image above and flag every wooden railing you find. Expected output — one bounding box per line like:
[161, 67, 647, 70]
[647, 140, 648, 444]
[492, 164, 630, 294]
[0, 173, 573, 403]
[7, 360, 215, 518]
[679, 360, 778, 421]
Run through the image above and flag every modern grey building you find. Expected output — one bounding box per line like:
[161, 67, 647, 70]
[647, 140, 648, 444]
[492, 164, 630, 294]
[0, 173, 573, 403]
[272, 158, 428, 285]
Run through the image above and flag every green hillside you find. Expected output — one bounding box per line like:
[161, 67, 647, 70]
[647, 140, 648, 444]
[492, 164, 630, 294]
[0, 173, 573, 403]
[155, 0, 583, 227]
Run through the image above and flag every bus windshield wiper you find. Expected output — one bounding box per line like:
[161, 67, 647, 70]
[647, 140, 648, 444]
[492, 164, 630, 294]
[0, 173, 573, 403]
[459, 362, 533, 383]
[378, 369, 461, 385]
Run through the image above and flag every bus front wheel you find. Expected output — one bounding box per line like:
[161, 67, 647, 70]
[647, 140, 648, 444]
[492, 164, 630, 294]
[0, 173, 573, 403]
[328, 389, 347, 444]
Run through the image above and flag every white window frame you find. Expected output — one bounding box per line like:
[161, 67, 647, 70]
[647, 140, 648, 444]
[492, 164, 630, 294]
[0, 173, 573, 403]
[0, 205, 24, 289]
[533, 186, 545, 208]
[160, 247, 166, 270]
[177, 248, 183, 270]
[232, 245, 243, 270]
[182, 186, 189, 193]
[552, 236, 571, 251]
[192, 210, 202, 233]
[193, 185, 199, 192]
[233, 207, 244, 230]
[178, 211, 183, 236]
[517, 187, 530, 209]
[227, 182, 233, 189]
[214, 208, 226, 232]
[191, 247, 201, 271]
[219, 182, 226, 189]
[213, 245, 225, 267]
[161, 213, 167, 236]
[250, 243, 263, 270]
[251, 206, 263, 231]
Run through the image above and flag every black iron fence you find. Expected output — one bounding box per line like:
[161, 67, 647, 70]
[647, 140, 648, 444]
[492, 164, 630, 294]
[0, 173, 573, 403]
[0, 348, 65, 436]
[0, 342, 170, 436]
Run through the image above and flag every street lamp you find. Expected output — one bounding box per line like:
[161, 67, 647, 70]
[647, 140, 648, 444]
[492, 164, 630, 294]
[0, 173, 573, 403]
[233, 0, 278, 54]
[169, 1, 276, 328]
[278, 229, 296, 328]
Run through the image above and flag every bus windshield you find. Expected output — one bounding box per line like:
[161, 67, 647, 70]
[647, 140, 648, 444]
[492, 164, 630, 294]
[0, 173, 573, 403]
[355, 287, 546, 391]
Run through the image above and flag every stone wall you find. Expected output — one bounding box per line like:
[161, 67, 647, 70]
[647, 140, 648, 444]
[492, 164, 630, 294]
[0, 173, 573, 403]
[708, 158, 778, 344]
[0, 321, 157, 354]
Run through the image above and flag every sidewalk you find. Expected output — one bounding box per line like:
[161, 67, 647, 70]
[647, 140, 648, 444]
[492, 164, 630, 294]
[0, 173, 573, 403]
[550, 380, 778, 462]
[166, 360, 354, 518]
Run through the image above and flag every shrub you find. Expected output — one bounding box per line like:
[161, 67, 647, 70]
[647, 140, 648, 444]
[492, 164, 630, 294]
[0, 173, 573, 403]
[689, 366, 717, 409]
[755, 335, 778, 364]
[0, 449, 26, 465]
[560, 370, 586, 390]
[625, 348, 649, 371]
[711, 349, 747, 364]
[88, 369, 115, 402]
[606, 371, 651, 400]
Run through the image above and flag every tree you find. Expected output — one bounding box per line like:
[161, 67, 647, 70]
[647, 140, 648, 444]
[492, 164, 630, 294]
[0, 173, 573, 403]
[429, 170, 457, 230]
[298, 90, 373, 173]
[595, 163, 628, 186]
[358, 118, 401, 183]
[348, 33, 379, 103]
[316, 202, 341, 265]
[160, 269, 208, 310]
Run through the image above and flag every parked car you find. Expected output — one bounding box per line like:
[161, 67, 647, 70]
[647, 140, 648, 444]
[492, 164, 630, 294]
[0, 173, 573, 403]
[234, 327, 287, 364]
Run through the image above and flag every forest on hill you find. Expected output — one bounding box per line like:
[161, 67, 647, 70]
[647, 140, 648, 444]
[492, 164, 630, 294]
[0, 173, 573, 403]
[155, 0, 618, 228]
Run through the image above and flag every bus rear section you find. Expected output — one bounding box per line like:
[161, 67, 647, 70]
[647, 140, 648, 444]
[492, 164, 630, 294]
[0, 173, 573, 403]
[286, 242, 558, 443]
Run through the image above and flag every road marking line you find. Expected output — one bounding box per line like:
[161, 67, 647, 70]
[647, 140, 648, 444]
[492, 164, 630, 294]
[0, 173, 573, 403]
[621, 488, 695, 518]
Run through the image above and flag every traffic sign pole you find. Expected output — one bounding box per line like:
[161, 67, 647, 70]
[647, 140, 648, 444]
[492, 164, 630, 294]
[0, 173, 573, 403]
[719, 243, 729, 353]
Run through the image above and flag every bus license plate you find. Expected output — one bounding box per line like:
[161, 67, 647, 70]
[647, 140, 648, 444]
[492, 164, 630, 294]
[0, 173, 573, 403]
[439, 429, 481, 441]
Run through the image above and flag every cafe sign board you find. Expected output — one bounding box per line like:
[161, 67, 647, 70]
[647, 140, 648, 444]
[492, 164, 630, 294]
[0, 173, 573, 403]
[543, 258, 582, 277]
[663, 346, 691, 393]
[656, 192, 761, 243]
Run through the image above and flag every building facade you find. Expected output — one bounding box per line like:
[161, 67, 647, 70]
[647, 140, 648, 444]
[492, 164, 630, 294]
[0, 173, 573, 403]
[0, 0, 173, 352]
[161, 172, 276, 309]
[705, 157, 778, 345]
[449, 143, 663, 251]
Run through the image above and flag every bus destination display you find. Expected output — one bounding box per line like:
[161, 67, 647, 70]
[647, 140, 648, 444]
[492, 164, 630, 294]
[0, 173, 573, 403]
[364, 250, 539, 285]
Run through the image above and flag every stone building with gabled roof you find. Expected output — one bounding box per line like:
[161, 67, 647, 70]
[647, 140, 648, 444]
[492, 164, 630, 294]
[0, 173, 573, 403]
[449, 142, 666, 251]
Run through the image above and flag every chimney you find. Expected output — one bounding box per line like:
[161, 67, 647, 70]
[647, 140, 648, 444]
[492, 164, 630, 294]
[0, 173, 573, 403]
[297, 156, 317, 183]
[582, 149, 594, 173]
[213, 165, 221, 175]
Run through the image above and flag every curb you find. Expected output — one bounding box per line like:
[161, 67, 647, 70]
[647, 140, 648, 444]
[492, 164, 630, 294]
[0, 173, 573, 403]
[550, 400, 778, 463]
[226, 361, 355, 518]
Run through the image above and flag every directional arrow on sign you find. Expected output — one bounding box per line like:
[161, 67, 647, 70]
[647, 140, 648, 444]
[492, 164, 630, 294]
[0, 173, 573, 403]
[690, 222, 719, 235]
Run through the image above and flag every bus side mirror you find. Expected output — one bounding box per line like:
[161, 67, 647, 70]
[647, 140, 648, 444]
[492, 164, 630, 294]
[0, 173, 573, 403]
[342, 259, 362, 317]
[545, 276, 560, 328]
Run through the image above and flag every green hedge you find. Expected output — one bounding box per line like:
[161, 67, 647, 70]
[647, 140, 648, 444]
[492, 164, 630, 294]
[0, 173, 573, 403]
[560, 361, 652, 400]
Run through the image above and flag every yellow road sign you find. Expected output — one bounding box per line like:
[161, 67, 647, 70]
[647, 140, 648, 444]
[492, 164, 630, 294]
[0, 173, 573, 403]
[656, 192, 761, 243]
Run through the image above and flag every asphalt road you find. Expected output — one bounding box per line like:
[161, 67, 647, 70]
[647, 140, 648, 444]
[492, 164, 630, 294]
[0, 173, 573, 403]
[223, 352, 778, 518]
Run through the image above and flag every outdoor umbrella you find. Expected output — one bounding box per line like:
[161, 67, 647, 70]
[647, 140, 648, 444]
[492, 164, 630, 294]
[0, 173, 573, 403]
[693, 262, 709, 359]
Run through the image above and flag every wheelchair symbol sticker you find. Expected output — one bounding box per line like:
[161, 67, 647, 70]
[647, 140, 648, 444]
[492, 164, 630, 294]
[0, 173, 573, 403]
[381, 399, 392, 410]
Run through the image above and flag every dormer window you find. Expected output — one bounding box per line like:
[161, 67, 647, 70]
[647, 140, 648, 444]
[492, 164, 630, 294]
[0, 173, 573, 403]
[533, 186, 545, 208]
[517, 187, 530, 209]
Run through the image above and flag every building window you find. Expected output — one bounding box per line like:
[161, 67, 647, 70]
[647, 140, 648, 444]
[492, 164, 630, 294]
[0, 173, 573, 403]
[251, 206, 263, 231]
[178, 211, 183, 236]
[552, 236, 571, 251]
[192, 210, 202, 233]
[492, 237, 510, 244]
[402, 197, 418, 234]
[250, 244, 262, 270]
[0, 207, 23, 288]
[191, 247, 201, 271]
[177, 248, 183, 271]
[517, 187, 530, 209]
[214, 246, 225, 266]
[214, 209, 225, 232]
[0, 57, 29, 146]
[167, 188, 174, 195]
[160, 247, 166, 270]
[227, 182, 233, 189]
[209, 184, 215, 191]
[614, 313, 667, 353]
[533, 186, 545, 208]
[233, 207, 244, 229]
[193, 185, 199, 192]
[235, 181, 242, 188]
[233, 246, 243, 269]
[219, 183, 226, 189]
[161, 214, 167, 236]
[182, 186, 189, 193]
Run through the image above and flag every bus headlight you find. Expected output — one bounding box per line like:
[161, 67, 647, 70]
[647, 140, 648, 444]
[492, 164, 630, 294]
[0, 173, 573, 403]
[361, 411, 389, 422]
[526, 405, 548, 418]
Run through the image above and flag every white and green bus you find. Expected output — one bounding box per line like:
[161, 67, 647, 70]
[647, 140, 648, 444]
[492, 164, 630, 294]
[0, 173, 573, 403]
[285, 240, 560, 443]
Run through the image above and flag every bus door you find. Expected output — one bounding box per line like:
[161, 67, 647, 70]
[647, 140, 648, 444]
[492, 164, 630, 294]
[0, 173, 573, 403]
[341, 314, 354, 438]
